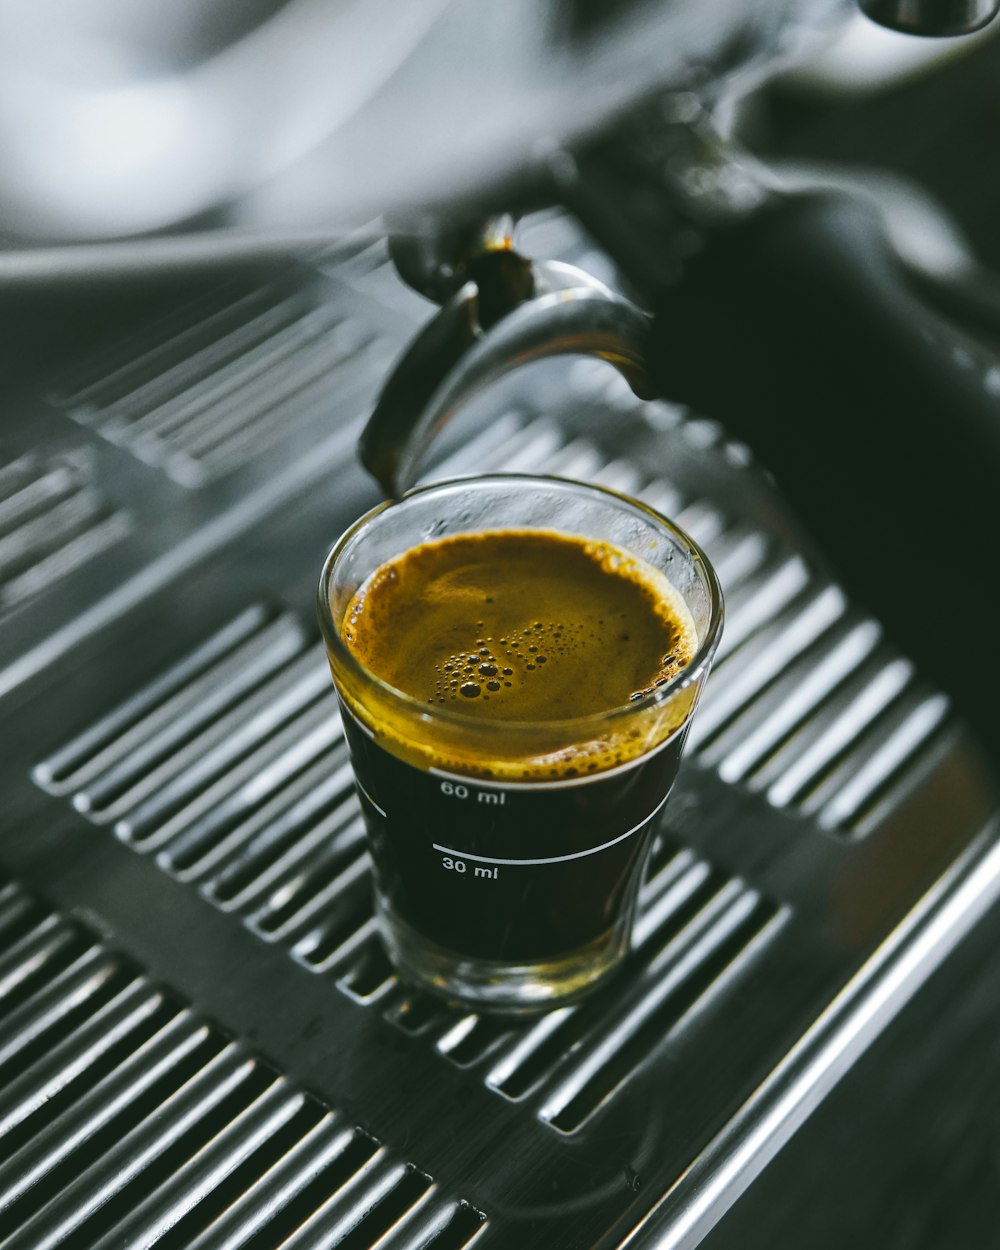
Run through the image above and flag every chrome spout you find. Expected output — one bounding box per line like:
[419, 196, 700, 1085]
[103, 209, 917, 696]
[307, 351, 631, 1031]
[359, 250, 654, 497]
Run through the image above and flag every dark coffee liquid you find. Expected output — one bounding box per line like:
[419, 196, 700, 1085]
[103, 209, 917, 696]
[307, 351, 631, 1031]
[336, 528, 698, 962]
[341, 705, 688, 960]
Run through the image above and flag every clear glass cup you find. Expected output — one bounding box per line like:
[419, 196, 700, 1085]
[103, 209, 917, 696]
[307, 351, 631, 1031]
[318, 474, 723, 1013]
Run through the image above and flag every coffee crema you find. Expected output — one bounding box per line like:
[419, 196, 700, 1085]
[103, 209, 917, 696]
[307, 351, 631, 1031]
[337, 528, 698, 780]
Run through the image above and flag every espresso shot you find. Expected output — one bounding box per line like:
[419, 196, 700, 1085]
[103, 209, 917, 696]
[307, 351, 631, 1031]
[342, 527, 697, 770]
[319, 475, 722, 1011]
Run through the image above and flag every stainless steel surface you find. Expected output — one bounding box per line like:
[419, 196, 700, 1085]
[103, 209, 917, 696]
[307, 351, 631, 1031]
[625, 822, 1000, 1249]
[1, 216, 997, 1247]
[860, 0, 1000, 34]
[0, 0, 846, 242]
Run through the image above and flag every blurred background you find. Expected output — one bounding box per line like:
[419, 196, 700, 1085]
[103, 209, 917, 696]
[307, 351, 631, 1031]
[2, 3, 1000, 1248]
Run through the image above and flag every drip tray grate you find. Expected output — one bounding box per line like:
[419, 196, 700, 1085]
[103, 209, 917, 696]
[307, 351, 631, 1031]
[0, 873, 486, 1250]
[6, 215, 1000, 1250]
[32, 602, 788, 1131]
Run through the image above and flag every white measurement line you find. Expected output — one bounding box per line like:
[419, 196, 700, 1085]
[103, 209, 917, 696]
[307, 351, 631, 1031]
[431, 795, 668, 866]
[355, 779, 386, 817]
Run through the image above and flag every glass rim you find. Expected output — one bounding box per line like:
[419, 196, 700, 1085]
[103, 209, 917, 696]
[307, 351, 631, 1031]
[317, 473, 724, 738]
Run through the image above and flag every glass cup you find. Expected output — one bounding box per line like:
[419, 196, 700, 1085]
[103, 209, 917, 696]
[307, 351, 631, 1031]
[318, 475, 723, 1013]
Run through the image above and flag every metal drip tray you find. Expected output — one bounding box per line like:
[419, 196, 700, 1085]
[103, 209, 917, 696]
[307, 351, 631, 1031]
[0, 224, 998, 1250]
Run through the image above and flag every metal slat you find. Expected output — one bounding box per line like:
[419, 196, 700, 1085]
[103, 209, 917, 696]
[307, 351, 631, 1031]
[483, 863, 735, 1103]
[83, 1079, 307, 1250]
[0, 918, 86, 1012]
[51, 285, 279, 408]
[0, 488, 104, 577]
[127, 304, 348, 443]
[0, 456, 81, 530]
[384, 990, 452, 1038]
[175, 325, 372, 461]
[86, 293, 313, 426]
[180, 1114, 367, 1250]
[632, 854, 718, 950]
[0, 1046, 260, 1250]
[435, 1016, 515, 1069]
[762, 655, 914, 810]
[285, 855, 374, 969]
[0, 978, 165, 1140]
[706, 527, 770, 589]
[98, 652, 326, 837]
[203, 761, 358, 908]
[0, 451, 132, 617]
[37, 611, 310, 804]
[1, 510, 134, 612]
[117, 669, 337, 848]
[674, 500, 727, 549]
[49, 274, 390, 486]
[482, 417, 566, 473]
[691, 584, 847, 749]
[418, 411, 527, 485]
[0, 877, 488, 1247]
[92, 644, 323, 825]
[638, 477, 686, 520]
[274, 1154, 429, 1250]
[540, 891, 782, 1133]
[249, 843, 370, 947]
[711, 555, 815, 662]
[709, 618, 884, 783]
[0, 884, 43, 945]
[0, 949, 124, 1078]
[318, 915, 383, 978]
[819, 691, 952, 832]
[159, 739, 353, 882]
[370, 1193, 487, 1250]
[0, 1011, 214, 1221]
[591, 457, 642, 495]
[540, 438, 605, 481]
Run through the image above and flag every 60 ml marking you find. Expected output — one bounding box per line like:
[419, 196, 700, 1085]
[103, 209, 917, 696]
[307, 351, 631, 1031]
[441, 856, 499, 880]
[439, 780, 506, 806]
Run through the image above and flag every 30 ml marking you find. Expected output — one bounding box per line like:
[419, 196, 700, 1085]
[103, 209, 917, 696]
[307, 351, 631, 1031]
[431, 794, 668, 867]
[441, 856, 499, 879]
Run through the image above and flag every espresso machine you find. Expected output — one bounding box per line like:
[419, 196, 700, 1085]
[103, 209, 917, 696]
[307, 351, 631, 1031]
[1, 2, 1000, 1247]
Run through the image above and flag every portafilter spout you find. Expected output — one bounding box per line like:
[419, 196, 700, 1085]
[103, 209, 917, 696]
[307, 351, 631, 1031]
[358, 224, 654, 498]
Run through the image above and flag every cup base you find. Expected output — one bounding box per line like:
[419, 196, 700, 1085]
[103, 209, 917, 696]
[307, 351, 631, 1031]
[374, 895, 631, 1015]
